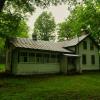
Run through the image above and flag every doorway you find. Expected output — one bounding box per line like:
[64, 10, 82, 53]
[67, 57, 77, 74]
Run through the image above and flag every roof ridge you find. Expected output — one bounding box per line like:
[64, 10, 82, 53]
[58, 34, 89, 43]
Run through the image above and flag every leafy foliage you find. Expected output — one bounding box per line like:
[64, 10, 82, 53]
[0, 12, 21, 38]
[0, 12, 29, 38]
[1, 0, 35, 13]
[1, 0, 77, 12]
[0, 0, 78, 41]
[0, 0, 82, 40]
[16, 20, 29, 38]
[0, 13, 29, 52]
[33, 11, 56, 40]
[58, 0, 100, 41]
[58, 22, 74, 41]
[1, 0, 78, 13]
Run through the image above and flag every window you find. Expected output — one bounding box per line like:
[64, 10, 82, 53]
[29, 53, 35, 62]
[91, 55, 95, 64]
[20, 52, 27, 56]
[51, 54, 57, 63]
[82, 54, 86, 64]
[44, 54, 49, 63]
[24, 56, 27, 62]
[18, 52, 59, 64]
[83, 41, 87, 49]
[20, 52, 28, 62]
[90, 42, 94, 50]
[36, 53, 42, 63]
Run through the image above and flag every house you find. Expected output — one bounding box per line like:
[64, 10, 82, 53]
[6, 34, 100, 75]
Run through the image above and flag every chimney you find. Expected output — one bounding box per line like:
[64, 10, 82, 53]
[81, 29, 90, 35]
[32, 34, 37, 41]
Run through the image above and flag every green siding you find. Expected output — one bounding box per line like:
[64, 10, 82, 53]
[16, 63, 60, 75]
[6, 48, 12, 72]
[60, 56, 68, 74]
[76, 37, 99, 70]
[11, 49, 61, 75]
[12, 51, 18, 74]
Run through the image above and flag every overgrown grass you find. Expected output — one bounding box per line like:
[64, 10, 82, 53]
[0, 72, 100, 99]
[0, 64, 5, 72]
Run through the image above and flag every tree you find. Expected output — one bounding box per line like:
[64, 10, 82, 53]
[0, 12, 21, 38]
[0, 12, 29, 38]
[0, 18, 29, 59]
[33, 11, 56, 41]
[58, 1, 100, 41]
[15, 20, 29, 38]
[0, 0, 79, 13]
[0, 0, 79, 40]
[58, 21, 74, 41]
[0, 19, 29, 52]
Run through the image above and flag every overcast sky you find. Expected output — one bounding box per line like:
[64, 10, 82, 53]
[27, 4, 70, 35]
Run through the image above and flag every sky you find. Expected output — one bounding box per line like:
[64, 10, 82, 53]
[27, 4, 70, 35]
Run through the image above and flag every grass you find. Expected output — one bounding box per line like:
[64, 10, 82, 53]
[0, 72, 100, 100]
[0, 64, 5, 72]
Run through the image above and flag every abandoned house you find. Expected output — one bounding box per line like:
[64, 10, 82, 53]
[6, 34, 100, 75]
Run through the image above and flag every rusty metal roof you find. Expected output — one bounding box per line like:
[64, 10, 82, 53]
[10, 38, 71, 53]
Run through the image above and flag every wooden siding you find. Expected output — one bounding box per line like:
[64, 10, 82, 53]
[60, 56, 68, 74]
[15, 63, 60, 75]
[76, 37, 99, 70]
[11, 49, 61, 75]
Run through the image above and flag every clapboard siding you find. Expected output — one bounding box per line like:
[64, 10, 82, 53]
[15, 63, 60, 75]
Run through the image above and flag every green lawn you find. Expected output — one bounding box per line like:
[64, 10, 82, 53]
[0, 64, 5, 72]
[0, 73, 100, 100]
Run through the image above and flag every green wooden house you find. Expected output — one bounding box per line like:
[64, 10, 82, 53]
[6, 34, 100, 75]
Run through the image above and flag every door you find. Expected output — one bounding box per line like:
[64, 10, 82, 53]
[67, 57, 77, 74]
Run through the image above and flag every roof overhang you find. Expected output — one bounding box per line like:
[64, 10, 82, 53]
[63, 54, 80, 57]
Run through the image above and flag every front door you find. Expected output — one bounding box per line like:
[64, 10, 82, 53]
[67, 57, 77, 74]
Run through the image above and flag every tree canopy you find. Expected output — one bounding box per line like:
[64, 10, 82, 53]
[0, 0, 79, 40]
[0, 0, 79, 13]
[58, 0, 100, 41]
[0, 18, 29, 52]
[0, 12, 29, 38]
[33, 11, 56, 41]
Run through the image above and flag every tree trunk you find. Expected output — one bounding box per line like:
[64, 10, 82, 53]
[0, 0, 6, 12]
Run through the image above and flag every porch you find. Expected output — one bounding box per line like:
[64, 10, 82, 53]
[63, 54, 81, 74]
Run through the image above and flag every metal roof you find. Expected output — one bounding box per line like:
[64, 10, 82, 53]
[10, 38, 71, 53]
[9, 34, 90, 53]
[58, 34, 89, 47]
[63, 54, 80, 57]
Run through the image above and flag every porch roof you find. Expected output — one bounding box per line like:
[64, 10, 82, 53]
[63, 54, 80, 57]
